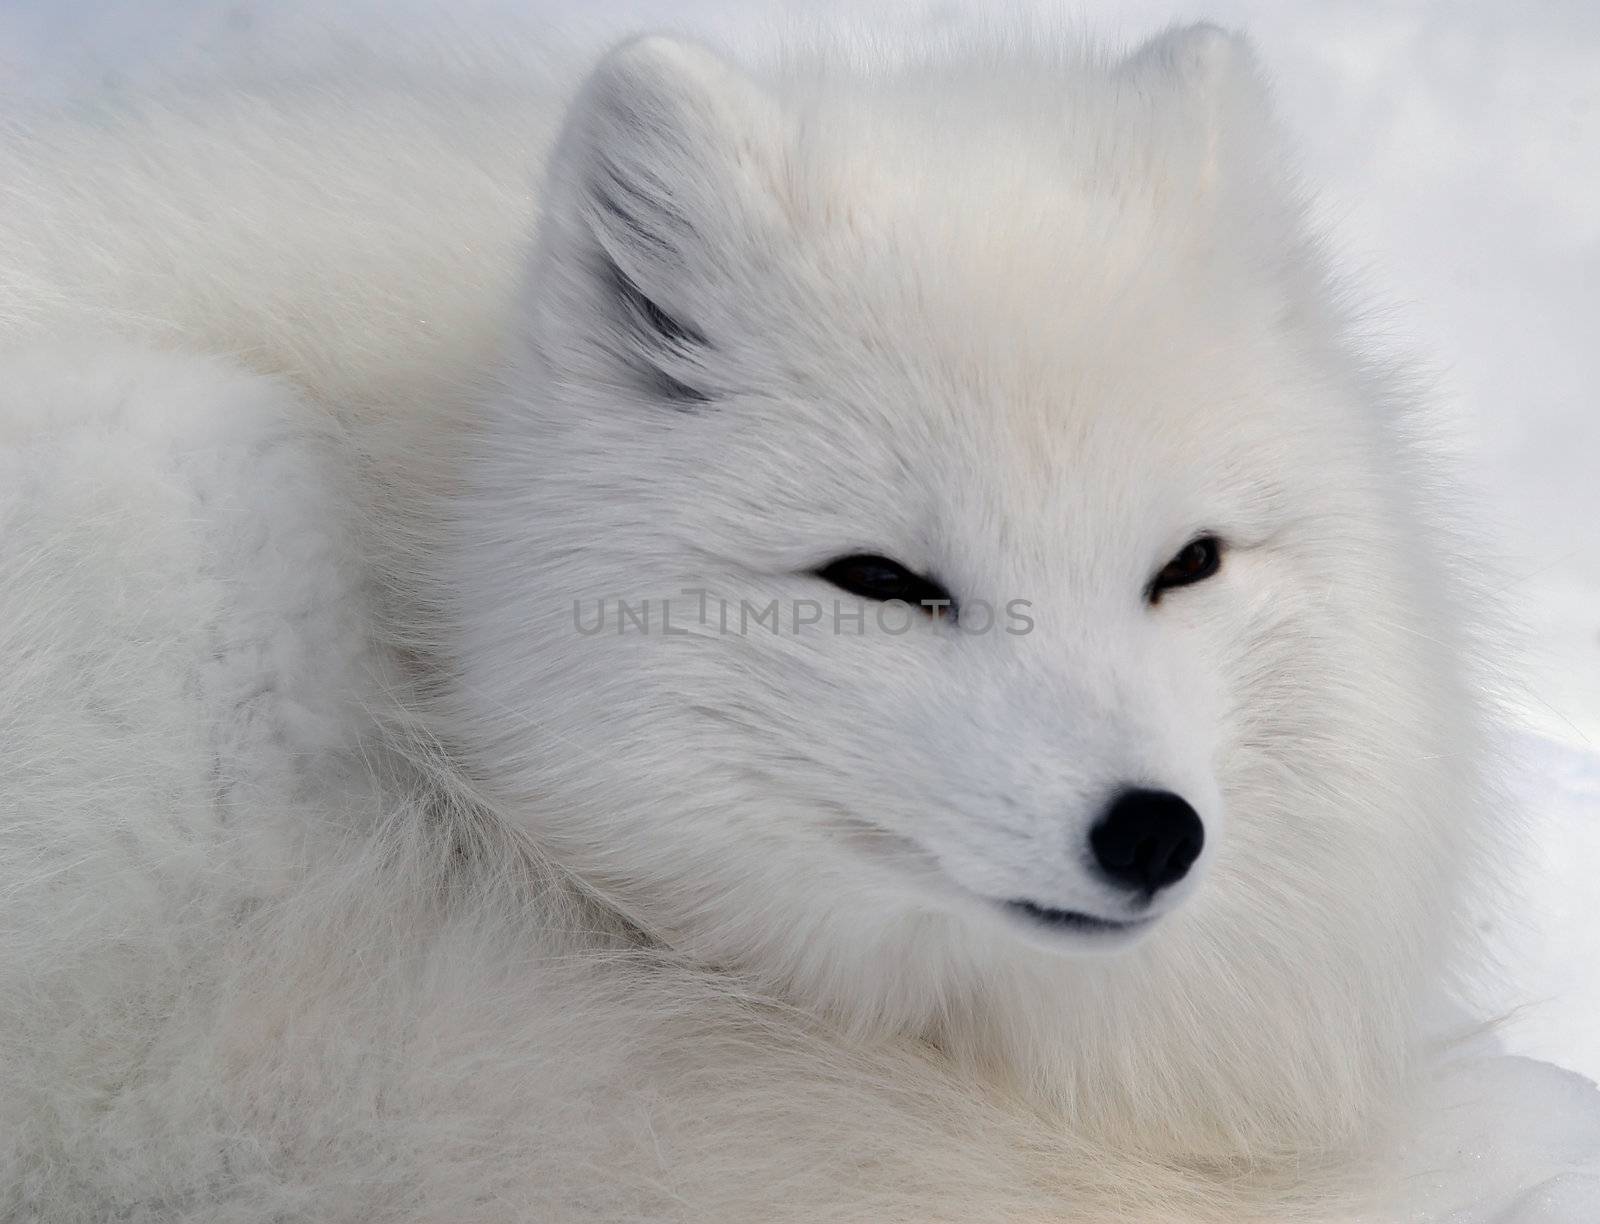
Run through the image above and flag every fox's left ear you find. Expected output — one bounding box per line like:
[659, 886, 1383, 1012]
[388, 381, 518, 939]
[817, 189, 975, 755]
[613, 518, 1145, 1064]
[538, 36, 788, 404]
[1118, 24, 1278, 193]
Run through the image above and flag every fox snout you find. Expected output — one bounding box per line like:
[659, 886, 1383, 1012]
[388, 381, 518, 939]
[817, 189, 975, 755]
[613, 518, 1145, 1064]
[1089, 788, 1205, 896]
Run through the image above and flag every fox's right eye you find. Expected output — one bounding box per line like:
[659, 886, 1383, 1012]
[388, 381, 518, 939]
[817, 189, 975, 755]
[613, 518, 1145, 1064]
[815, 554, 953, 615]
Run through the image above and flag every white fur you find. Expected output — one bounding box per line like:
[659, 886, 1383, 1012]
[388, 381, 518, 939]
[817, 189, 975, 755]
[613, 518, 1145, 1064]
[0, 18, 1519, 1222]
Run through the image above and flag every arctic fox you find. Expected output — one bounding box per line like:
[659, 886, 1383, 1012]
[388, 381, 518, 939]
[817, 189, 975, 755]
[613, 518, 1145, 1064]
[0, 16, 1519, 1224]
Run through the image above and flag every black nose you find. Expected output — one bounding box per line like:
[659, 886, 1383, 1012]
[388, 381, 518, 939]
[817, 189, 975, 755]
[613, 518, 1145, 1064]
[1089, 789, 1204, 895]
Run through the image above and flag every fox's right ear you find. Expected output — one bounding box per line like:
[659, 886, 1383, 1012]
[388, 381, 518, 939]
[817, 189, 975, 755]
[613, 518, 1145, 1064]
[540, 36, 787, 404]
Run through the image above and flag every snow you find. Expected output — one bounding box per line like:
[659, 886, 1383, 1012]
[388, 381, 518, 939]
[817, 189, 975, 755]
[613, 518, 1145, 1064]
[2, 0, 1597, 1215]
[1393, 1054, 1600, 1222]
[1489, 732, 1600, 1084]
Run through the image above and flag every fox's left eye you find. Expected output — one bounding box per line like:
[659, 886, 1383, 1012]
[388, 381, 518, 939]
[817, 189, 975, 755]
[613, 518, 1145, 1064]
[1148, 535, 1224, 603]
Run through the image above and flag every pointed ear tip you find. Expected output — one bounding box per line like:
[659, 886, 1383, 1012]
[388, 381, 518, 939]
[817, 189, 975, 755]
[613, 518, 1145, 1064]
[1174, 21, 1248, 53]
[1137, 22, 1261, 84]
[592, 33, 734, 99]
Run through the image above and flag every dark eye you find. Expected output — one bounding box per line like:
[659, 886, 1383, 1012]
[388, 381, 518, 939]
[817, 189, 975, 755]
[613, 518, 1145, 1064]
[1148, 535, 1224, 603]
[816, 554, 953, 615]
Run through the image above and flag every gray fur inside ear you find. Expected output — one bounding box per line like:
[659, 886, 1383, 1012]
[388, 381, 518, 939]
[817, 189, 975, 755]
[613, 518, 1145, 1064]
[556, 36, 779, 404]
[577, 38, 730, 267]
[594, 252, 712, 405]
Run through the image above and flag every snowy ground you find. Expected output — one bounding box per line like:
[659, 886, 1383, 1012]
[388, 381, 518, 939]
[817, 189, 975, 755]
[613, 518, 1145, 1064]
[3, 0, 1596, 1084]
[1493, 732, 1600, 1082]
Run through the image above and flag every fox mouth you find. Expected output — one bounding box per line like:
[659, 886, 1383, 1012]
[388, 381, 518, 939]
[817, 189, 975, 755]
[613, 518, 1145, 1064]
[838, 822, 1161, 943]
[1001, 900, 1152, 936]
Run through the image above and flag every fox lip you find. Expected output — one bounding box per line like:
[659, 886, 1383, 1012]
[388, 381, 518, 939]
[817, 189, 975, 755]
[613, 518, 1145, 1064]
[1000, 899, 1153, 936]
[876, 839, 1162, 942]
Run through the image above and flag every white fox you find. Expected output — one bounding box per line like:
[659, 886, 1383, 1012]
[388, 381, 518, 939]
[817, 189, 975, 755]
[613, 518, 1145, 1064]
[0, 16, 1576, 1223]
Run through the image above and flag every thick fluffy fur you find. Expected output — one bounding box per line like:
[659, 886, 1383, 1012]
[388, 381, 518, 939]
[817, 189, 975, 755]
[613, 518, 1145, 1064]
[0, 18, 1519, 1223]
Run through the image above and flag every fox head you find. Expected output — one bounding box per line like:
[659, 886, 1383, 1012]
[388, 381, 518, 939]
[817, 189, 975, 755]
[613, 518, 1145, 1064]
[439, 25, 1490, 1156]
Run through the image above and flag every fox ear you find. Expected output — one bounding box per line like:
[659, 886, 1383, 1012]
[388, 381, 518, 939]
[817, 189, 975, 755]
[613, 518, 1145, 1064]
[546, 36, 785, 404]
[1118, 24, 1275, 193]
[1124, 23, 1258, 94]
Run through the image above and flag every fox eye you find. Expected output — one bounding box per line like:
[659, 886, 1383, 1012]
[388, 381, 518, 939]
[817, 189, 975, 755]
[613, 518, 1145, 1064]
[1148, 535, 1224, 603]
[816, 554, 953, 615]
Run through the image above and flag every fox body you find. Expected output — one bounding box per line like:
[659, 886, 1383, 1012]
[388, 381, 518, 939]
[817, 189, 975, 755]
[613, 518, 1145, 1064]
[0, 17, 1513, 1223]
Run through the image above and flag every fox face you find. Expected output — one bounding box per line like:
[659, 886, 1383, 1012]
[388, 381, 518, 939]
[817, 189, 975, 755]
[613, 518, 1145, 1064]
[440, 26, 1486, 1148]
